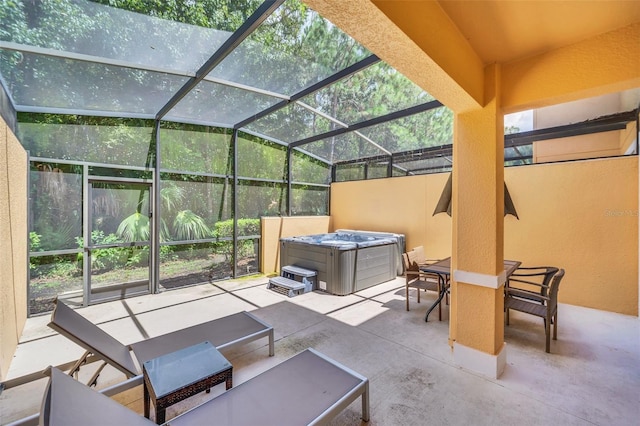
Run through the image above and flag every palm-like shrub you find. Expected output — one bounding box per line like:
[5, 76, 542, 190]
[173, 210, 212, 241]
[116, 212, 149, 242]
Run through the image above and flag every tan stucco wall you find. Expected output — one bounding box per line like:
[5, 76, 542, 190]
[620, 122, 637, 153]
[0, 116, 28, 381]
[260, 216, 331, 274]
[505, 157, 638, 315]
[534, 132, 625, 163]
[330, 156, 638, 316]
[331, 174, 453, 259]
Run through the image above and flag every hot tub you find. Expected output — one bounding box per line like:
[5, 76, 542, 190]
[279, 231, 403, 295]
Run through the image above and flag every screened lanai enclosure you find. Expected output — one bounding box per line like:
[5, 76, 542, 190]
[1, 0, 635, 315]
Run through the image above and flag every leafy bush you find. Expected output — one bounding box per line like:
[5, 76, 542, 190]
[160, 244, 176, 262]
[49, 260, 80, 278]
[173, 210, 212, 240]
[76, 231, 129, 272]
[29, 232, 43, 271]
[29, 254, 81, 280]
[30, 232, 42, 252]
[211, 218, 260, 262]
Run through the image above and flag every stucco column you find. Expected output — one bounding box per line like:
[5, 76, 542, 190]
[450, 64, 506, 379]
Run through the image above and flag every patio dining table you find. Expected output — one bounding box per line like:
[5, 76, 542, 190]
[420, 258, 521, 322]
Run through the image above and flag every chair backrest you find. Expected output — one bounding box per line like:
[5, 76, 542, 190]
[539, 267, 560, 297]
[403, 250, 421, 272]
[412, 246, 426, 264]
[510, 266, 559, 297]
[48, 299, 139, 377]
[547, 269, 565, 310]
[402, 252, 410, 271]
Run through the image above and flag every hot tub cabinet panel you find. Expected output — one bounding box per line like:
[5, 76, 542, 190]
[279, 232, 399, 295]
[336, 229, 405, 275]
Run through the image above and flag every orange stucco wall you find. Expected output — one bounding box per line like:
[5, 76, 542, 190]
[0, 116, 28, 380]
[331, 173, 452, 259]
[330, 156, 638, 316]
[451, 64, 505, 354]
[534, 132, 626, 163]
[260, 216, 331, 274]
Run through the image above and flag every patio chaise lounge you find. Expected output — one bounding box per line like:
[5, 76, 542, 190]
[41, 348, 370, 425]
[48, 299, 274, 386]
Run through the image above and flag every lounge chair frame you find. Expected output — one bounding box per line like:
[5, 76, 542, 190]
[48, 299, 274, 385]
[39, 348, 369, 425]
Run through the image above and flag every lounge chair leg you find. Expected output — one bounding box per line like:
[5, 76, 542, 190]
[68, 350, 92, 379]
[361, 380, 370, 422]
[269, 329, 275, 357]
[553, 314, 558, 340]
[87, 361, 107, 387]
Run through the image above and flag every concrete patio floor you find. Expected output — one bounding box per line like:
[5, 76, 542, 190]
[1, 276, 638, 425]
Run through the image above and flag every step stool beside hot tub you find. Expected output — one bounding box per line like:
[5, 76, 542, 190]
[267, 265, 318, 297]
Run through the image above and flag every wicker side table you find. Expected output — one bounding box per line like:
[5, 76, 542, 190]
[143, 341, 232, 424]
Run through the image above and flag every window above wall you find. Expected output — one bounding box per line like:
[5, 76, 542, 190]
[504, 88, 640, 166]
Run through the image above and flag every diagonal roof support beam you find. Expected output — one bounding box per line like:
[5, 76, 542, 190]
[155, 0, 284, 121]
[234, 54, 380, 129]
[289, 100, 443, 148]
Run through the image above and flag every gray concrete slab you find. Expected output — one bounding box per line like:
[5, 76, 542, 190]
[1, 277, 638, 425]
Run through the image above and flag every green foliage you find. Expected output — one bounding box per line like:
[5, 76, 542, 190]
[29, 232, 42, 252]
[237, 136, 286, 180]
[29, 253, 81, 280]
[88, 231, 171, 270]
[117, 212, 150, 242]
[159, 126, 232, 175]
[160, 183, 185, 212]
[10, 0, 472, 296]
[19, 117, 154, 167]
[29, 162, 83, 251]
[78, 231, 126, 271]
[48, 260, 80, 279]
[212, 219, 234, 241]
[160, 244, 176, 262]
[125, 247, 148, 268]
[91, 0, 262, 31]
[291, 151, 331, 185]
[505, 124, 521, 135]
[238, 218, 260, 236]
[41, 222, 78, 251]
[211, 218, 260, 263]
[173, 210, 212, 240]
[212, 218, 260, 239]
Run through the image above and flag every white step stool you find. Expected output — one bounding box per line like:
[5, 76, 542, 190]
[267, 265, 318, 297]
[267, 276, 306, 297]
